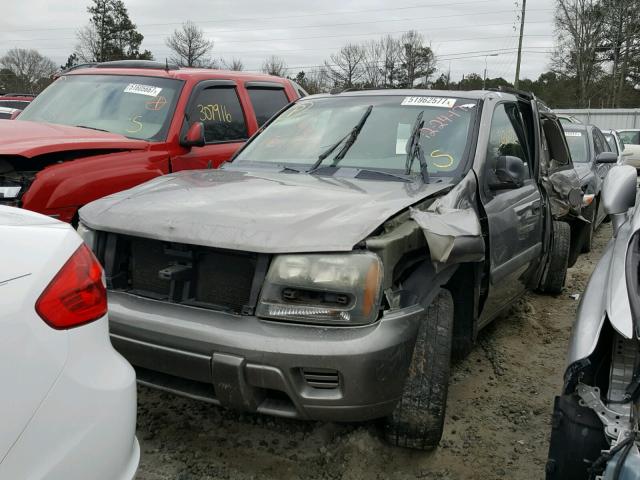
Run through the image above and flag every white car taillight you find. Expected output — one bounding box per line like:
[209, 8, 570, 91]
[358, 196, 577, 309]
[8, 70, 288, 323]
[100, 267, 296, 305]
[35, 244, 107, 329]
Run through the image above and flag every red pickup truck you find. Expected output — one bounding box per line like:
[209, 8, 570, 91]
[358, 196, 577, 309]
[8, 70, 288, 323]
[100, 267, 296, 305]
[0, 60, 304, 223]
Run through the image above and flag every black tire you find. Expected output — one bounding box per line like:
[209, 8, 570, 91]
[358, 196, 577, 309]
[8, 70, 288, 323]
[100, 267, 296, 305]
[384, 289, 454, 450]
[581, 202, 595, 254]
[541, 221, 570, 295]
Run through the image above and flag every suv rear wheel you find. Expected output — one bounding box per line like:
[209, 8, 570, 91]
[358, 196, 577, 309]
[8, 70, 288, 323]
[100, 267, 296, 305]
[384, 288, 453, 450]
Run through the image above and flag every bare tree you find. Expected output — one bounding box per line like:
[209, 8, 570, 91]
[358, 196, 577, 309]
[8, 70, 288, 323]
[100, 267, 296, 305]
[325, 43, 366, 90]
[261, 55, 287, 77]
[166, 21, 214, 67]
[292, 68, 330, 94]
[75, 25, 101, 63]
[398, 31, 436, 88]
[362, 40, 385, 88]
[602, 0, 640, 106]
[380, 35, 401, 87]
[553, 0, 607, 107]
[222, 57, 244, 71]
[0, 48, 57, 93]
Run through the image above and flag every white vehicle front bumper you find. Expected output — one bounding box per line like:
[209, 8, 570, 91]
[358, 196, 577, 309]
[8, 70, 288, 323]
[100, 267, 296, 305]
[0, 317, 139, 480]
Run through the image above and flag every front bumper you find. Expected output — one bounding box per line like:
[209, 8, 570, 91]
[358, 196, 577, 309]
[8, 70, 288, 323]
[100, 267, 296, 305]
[108, 290, 425, 422]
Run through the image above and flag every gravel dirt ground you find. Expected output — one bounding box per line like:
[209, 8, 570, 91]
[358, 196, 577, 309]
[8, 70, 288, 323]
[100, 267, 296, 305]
[135, 224, 611, 480]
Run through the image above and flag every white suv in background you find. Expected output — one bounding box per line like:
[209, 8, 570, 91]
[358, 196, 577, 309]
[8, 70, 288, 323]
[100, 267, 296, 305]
[0, 206, 138, 479]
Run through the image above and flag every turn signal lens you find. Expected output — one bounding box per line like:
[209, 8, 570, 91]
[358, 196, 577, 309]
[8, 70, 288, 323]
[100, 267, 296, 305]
[36, 243, 107, 329]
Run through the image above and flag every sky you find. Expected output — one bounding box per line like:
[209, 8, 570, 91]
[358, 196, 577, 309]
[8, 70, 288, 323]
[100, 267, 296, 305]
[0, 0, 557, 82]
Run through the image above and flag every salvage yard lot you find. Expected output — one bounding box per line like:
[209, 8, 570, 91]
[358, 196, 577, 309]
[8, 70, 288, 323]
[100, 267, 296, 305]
[135, 225, 610, 480]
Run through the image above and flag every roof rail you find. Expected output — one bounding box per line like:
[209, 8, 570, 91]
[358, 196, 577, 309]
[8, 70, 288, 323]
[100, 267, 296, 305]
[487, 86, 534, 99]
[61, 63, 99, 74]
[1, 93, 35, 97]
[94, 60, 180, 71]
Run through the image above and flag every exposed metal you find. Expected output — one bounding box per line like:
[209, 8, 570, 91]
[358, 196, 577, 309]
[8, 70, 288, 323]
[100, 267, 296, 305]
[577, 384, 632, 441]
[409, 171, 484, 265]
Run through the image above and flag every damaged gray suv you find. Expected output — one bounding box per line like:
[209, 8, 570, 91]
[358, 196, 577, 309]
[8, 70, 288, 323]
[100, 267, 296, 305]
[79, 89, 584, 450]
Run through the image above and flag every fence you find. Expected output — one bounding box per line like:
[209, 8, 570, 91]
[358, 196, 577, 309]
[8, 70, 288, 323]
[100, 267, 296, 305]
[554, 109, 640, 130]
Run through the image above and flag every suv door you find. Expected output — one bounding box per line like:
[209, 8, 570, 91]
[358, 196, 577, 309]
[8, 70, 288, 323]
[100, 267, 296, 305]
[172, 81, 251, 172]
[479, 102, 544, 325]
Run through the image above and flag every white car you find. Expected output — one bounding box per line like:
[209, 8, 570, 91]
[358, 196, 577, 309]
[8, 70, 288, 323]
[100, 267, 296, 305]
[617, 129, 640, 170]
[0, 206, 139, 479]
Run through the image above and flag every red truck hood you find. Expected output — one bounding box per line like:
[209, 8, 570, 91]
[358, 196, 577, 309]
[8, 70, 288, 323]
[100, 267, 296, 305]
[0, 120, 148, 158]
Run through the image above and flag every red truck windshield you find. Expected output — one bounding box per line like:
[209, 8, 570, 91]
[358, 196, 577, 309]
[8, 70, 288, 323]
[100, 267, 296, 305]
[19, 74, 183, 141]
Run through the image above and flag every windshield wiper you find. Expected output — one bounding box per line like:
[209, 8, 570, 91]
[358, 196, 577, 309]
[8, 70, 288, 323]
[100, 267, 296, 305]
[75, 125, 110, 133]
[307, 105, 373, 173]
[354, 168, 412, 182]
[404, 111, 430, 183]
[280, 165, 304, 173]
[308, 165, 411, 182]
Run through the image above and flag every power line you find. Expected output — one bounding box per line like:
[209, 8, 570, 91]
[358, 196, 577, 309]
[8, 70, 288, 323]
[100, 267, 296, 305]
[2, 1, 548, 33]
[2, 11, 554, 44]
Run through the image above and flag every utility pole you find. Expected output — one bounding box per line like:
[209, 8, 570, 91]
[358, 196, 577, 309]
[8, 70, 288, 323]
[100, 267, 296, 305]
[514, 0, 527, 89]
[483, 54, 499, 90]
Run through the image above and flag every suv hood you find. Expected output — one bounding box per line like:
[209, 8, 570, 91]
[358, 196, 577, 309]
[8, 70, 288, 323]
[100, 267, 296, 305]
[80, 169, 452, 253]
[0, 120, 148, 158]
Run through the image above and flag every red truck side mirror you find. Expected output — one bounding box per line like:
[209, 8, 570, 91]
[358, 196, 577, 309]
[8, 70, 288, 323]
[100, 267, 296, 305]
[10, 109, 22, 120]
[180, 122, 206, 148]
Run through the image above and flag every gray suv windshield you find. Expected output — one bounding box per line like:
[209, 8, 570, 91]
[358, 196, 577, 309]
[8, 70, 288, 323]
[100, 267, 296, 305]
[234, 95, 478, 179]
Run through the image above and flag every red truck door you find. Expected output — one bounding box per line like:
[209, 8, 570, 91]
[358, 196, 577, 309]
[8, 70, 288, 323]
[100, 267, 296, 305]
[171, 80, 250, 172]
[171, 80, 295, 172]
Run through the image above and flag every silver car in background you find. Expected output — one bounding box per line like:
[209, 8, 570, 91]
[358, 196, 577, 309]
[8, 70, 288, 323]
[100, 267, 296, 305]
[546, 165, 640, 480]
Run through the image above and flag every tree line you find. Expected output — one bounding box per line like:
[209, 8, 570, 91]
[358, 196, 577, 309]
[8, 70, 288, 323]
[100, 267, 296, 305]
[3, 0, 640, 109]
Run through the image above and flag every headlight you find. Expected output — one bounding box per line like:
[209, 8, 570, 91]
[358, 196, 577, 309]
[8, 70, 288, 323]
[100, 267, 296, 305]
[0, 186, 21, 199]
[76, 222, 96, 250]
[256, 252, 383, 326]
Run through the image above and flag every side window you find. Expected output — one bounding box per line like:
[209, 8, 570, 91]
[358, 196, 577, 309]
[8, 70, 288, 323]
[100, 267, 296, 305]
[189, 87, 248, 143]
[594, 129, 610, 153]
[247, 88, 289, 127]
[620, 131, 640, 145]
[542, 118, 571, 167]
[486, 103, 531, 179]
[592, 129, 605, 155]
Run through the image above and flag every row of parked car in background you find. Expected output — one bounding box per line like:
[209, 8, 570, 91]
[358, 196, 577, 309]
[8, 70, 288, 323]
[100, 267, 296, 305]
[1, 60, 639, 479]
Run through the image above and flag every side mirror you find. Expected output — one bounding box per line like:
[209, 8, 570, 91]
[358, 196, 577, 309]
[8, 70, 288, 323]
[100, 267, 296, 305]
[10, 109, 21, 120]
[596, 151, 618, 164]
[180, 122, 205, 148]
[489, 155, 527, 190]
[602, 165, 637, 236]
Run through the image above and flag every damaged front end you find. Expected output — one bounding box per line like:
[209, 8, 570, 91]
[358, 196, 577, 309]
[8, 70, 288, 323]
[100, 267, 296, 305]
[365, 171, 485, 314]
[0, 157, 37, 207]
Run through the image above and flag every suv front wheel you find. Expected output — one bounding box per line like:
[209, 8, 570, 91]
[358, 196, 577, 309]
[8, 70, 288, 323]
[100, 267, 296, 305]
[540, 221, 570, 294]
[384, 288, 454, 450]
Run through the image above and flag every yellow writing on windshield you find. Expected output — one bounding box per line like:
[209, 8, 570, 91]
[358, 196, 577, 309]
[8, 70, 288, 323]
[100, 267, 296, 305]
[430, 150, 455, 168]
[126, 115, 143, 133]
[198, 104, 232, 123]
